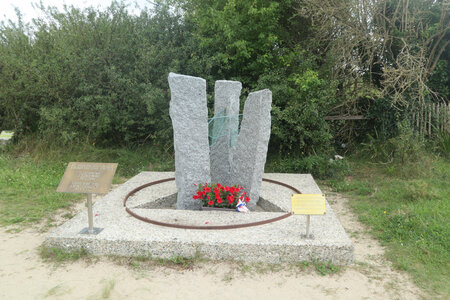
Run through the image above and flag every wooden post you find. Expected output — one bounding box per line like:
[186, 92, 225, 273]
[433, 103, 437, 135]
[424, 104, 427, 136]
[428, 104, 432, 136]
[416, 111, 420, 131]
[421, 104, 424, 136]
[444, 104, 450, 132]
[445, 103, 448, 132]
[443, 103, 446, 132]
[438, 103, 441, 132]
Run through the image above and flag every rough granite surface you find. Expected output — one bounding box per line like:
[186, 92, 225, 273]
[168, 73, 210, 210]
[231, 89, 272, 209]
[210, 80, 242, 186]
[45, 172, 354, 265]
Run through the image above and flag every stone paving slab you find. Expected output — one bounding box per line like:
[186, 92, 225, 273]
[45, 172, 354, 265]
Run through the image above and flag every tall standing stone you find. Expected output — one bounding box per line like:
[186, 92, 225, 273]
[168, 73, 211, 210]
[210, 80, 242, 186]
[231, 89, 272, 209]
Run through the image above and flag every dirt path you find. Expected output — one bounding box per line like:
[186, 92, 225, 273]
[0, 192, 423, 300]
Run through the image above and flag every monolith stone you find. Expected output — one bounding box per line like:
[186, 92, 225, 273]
[231, 89, 272, 209]
[168, 72, 210, 210]
[210, 80, 242, 186]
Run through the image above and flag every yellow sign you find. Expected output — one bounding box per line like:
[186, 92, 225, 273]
[57, 162, 118, 194]
[291, 194, 326, 215]
[0, 131, 14, 140]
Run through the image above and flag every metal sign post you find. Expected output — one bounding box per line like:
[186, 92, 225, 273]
[57, 162, 118, 235]
[305, 215, 311, 237]
[78, 193, 103, 235]
[291, 194, 326, 239]
[86, 194, 94, 233]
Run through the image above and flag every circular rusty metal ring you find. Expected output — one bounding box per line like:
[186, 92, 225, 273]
[123, 177, 301, 230]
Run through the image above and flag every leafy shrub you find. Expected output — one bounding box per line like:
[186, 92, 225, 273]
[363, 97, 408, 140]
[435, 130, 450, 158]
[266, 154, 350, 180]
[361, 119, 425, 165]
[260, 70, 337, 155]
[0, 3, 194, 146]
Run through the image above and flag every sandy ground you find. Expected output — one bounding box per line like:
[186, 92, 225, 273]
[0, 191, 424, 300]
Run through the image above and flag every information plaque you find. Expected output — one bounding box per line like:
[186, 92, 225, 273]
[0, 130, 14, 146]
[0, 130, 14, 140]
[57, 162, 118, 194]
[291, 194, 326, 215]
[57, 162, 118, 235]
[291, 194, 326, 239]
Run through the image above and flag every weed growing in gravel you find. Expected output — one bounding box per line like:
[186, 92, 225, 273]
[313, 261, 341, 276]
[39, 246, 94, 264]
[106, 251, 205, 271]
[101, 279, 116, 299]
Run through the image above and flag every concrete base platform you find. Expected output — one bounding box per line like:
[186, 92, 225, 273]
[45, 172, 354, 265]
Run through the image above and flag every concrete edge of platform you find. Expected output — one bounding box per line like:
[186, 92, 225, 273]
[45, 172, 354, 265]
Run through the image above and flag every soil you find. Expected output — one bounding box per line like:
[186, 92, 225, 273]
[0, 190, 424, 299]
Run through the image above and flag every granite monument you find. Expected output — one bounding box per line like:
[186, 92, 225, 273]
[168, 73, 271, 210]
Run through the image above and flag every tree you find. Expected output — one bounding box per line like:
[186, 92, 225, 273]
[297, 0, 449, 108]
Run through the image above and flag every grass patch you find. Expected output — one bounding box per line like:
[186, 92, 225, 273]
[156, 255, 200, 269]
[39, 246, 93, 263]
[324, 155, 450, 296]
[265, 153, 350, 180]
[0, 139, 173, 227]
[101, 280, 115, 299]
[313, 260, 341, 276]
[44, 284, 70, 298]
[234, 260, 341, 278]
[0, 154, 83, 227]
[39, 245, 342, 278]
[8, 137, 174, 178]
[107, 251, 205, 271]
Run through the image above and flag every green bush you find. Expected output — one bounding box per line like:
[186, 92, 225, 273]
[259, 70, 337, 155]
[0, 1, 338, 154]
[434, 130, 450, 158]
[0, 3, 197, 146]
[361, 119, 425, 165]
[266, 154, 350, 180]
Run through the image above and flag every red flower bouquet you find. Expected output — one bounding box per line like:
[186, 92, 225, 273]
[193, 183, 250, 209]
